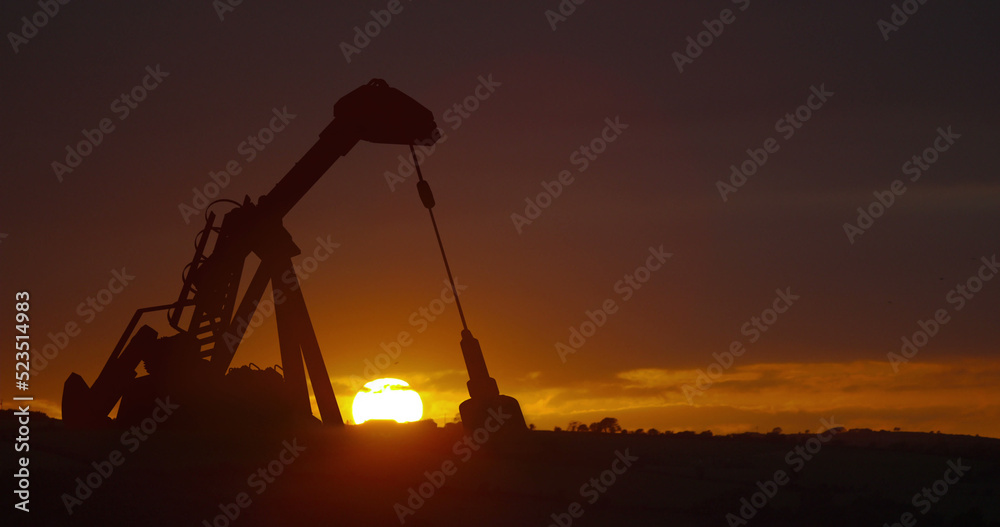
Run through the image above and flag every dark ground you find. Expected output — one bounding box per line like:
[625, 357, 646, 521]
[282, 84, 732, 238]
[2, 411, 999, 527]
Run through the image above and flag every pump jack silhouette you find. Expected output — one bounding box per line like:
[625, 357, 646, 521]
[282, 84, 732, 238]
[62, 79, 527, 433]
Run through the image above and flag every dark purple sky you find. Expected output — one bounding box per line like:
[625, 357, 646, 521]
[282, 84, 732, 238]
[2, 1, 999, 435]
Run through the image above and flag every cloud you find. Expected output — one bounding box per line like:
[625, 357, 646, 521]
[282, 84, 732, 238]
[503, 358, 1000, 437]
[34, 358, 1000, 438]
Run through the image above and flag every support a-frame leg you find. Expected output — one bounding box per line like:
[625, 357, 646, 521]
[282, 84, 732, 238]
[271, 259, 344, 425]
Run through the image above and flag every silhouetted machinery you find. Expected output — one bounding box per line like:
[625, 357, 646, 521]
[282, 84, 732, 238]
[62, 80, 526, 433]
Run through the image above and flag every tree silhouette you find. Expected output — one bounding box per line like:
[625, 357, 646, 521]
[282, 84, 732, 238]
[588, 417, 621, 433]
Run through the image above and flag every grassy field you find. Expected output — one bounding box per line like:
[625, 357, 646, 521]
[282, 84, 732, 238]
[3, 411, 999, 526]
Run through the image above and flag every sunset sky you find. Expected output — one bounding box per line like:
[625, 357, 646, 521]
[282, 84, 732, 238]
[2, 1, 999, 437]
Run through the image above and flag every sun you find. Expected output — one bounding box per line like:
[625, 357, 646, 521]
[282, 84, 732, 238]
[351, 378, 424, 424]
